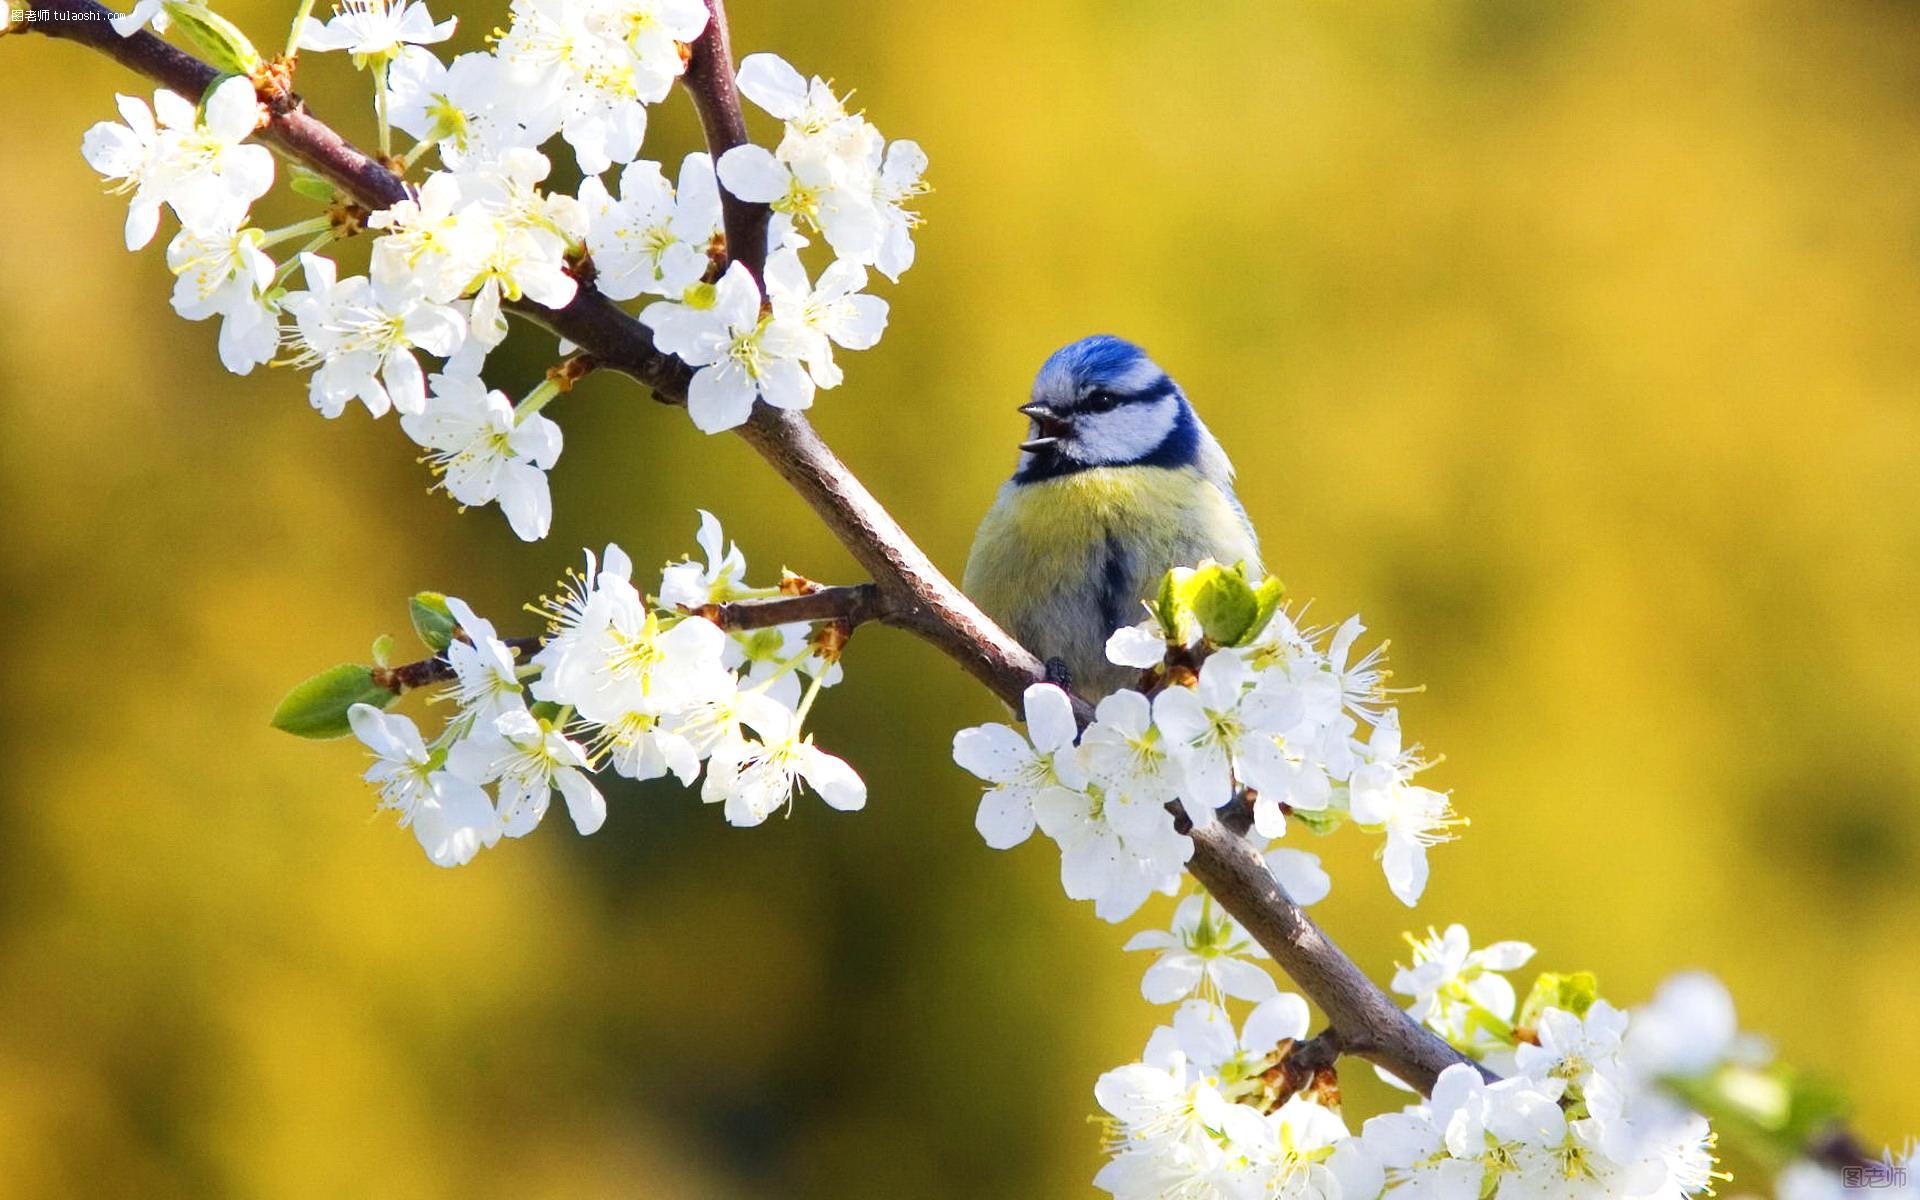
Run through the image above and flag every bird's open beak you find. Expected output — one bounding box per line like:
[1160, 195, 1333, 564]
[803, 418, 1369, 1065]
[1019, 402, 1070, 453]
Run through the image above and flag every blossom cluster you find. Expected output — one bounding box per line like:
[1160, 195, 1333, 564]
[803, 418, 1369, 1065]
[1095, 911, 1741, 1200]
[1381, 927, 1920, 1200]
[345, 512, 862, 866]
[1353, 1000, 1719, 1200]
[1095, 1016, 1370, 1200]
[1389, 923, 1540, 1066]
[953, 566, 1456, 921]
[1093, 891, 1359, 1198]
[82, 0, 924, 536]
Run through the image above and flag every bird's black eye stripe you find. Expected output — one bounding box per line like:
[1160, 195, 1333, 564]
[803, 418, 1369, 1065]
[1074, 376, 1177, 415]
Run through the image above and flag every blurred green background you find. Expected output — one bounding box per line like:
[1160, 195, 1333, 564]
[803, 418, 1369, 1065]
[3, 0, 1918, 1195]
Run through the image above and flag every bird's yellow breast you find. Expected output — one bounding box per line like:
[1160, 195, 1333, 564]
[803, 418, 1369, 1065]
[963, 465, 1260, 695]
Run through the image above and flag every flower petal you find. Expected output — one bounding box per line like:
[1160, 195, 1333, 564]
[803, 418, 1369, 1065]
[974, 788, 1035, 849]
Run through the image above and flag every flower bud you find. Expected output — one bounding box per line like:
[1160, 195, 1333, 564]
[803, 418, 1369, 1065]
[164, 1, 262, 75]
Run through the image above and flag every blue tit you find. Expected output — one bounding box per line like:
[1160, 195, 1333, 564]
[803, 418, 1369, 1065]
[963, 335, 1262, 700]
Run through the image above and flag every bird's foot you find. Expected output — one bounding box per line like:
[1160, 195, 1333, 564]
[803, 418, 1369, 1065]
[1043, 657, 1074, 692]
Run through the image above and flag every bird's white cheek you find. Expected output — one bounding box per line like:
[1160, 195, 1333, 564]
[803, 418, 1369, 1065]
[1072, 399, 1178, 464]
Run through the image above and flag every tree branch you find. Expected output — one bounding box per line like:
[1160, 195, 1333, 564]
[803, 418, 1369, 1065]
[682, 0, 768, 281]
[697, 582, 883, 631]
[1185, 825, 1476, 1092]
[28, 0, 1476, 1097]
[373, 636, 545, 693]
[374, 586, 886, 694]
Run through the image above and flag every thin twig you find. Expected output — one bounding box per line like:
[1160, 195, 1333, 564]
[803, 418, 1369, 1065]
[1267, 1027, 1344, 1108]
[372, 586, 885, 694]
[697, 582, 885, 631]
[373, 635, 545, 693]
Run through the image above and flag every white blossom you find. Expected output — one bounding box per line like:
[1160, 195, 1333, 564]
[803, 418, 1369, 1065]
[671, 684, 792, 766]
[1245, 1098, 1363, 1200]
[81, 93, 168, 249]
[717, 138, 882, 268]
[282, 253, 466, 417]
[446, 707, 604, 837]
[763, 247, 888, 388]
[529, 559, 734, 723]
[1082, 689, 1188, 821]
[1032, 780, 1191, 924]
[367, 172, 481, 302]
[494, 0, 708, 175]
[1515, 1001, 1632, 1090]
[348, 703, 499, 867]
[442, 596, 530, 727]
[1264, 846, 1331, 906]
[1357, 1062, 1567, 1200]
[596, 0, 710, 91]
[109, 0, 169, 38]
[1391, 924, 1535, 1053]
[716, 53, 926, 276]
[1123, 893, 1277, 1005]
[386, 48, 551, 167]
[366, 150, 581, 345]
[594, 708, 702, 785]
[1168, 994, 1310, 1078]
[701, 703, 865, 827]
[641, 261, 814, 433]
[1625, 972, 1763, 1080]
[1105, 621, 1170, 670]
[444, 154, 583, 348]
[952, 682, 1086, 850]
[1094, 1028, 1360, 1200]
[400, 372, 563, 540]
[164, 220, 278, 374]
[869, 139, 928, 282]
[1094, 1041, 1263, 1197]
[299, 0, 455, 65]
[147, 78, 272, 234]
[577, 154, 722, 302]
[529, 545, 742, 786]
[1152, 652, 1307, 821]
[83, 80, 274, 246]
[1349, 711, 1459, 906]
[658, 508, 750, 609]
[1325, 615, 1391, 725]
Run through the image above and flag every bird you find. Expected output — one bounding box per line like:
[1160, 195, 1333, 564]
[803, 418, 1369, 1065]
[963, 335, 1262, 701]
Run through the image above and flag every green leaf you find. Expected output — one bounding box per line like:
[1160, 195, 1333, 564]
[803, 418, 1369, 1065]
[1516, 970, 1601, 1028]
[371, 633, 396, 667]
[1666, 1064, 1852, 1170]
[270, 664, 395, 740]
[1152, 567, 1186, 637]
[1291, 807, 1346, 836]
[409, 591, 457, 651]
[289, 166, 336, 204]
[529, 700, 565, 725]
[1244, 575, 1287, 646]
[1188, 561, 1261, 646]
[166, 2, 262, 74]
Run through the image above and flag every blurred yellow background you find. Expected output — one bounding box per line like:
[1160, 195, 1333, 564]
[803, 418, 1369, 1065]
[3, 0, 1918, 1195]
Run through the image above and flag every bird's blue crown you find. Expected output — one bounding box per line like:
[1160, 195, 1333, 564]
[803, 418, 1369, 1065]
[1014, 335, 1200, 481]
[1035, 335, 1183, 414]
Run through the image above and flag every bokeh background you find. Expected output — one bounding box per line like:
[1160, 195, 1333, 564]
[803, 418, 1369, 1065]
[3, 0, 1919, 1194]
